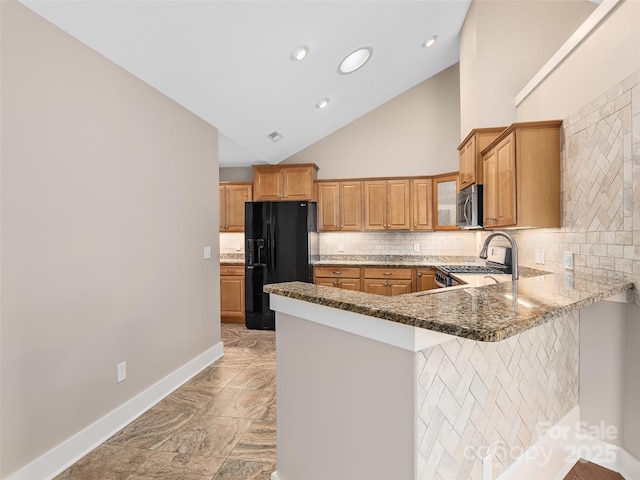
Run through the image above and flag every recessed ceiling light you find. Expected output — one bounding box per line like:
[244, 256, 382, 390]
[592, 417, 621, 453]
[422, 35, 438, 48]
[338, 47, 373, 75]
[290, 46, 309, 61]
[316, 98, 330, 109]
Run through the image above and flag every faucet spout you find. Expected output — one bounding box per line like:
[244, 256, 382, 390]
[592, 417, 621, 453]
[480, 231, 519, 281]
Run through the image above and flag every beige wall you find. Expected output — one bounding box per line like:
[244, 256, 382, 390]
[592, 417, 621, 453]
[283, 63, 461, 179]
[460, 0, 596, 136]
[0, 2, 220, 477]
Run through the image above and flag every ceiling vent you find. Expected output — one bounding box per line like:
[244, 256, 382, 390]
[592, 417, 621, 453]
[267, 131, 284, 143]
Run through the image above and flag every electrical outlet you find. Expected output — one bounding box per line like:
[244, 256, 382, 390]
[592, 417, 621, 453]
[563, 251, 574, 270]
[482, 452, 492, 480]
[338, 243, 344, 252]
[413, 243, 420, 252]
[235, 244, 241, 251]
[117, 362, 127, 383]
[539, 249, 545, 265]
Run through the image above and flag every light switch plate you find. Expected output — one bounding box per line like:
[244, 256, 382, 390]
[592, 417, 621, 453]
[563, 251, 574, 270]
[203, 246, 212, 259]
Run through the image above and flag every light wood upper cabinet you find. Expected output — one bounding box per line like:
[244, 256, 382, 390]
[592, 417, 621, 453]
[219, 183, 252, 232]
[220, 264, 244, 323]
[482, 120, 561, 229]
[364, 179, 410, 231]
[433, 173, 459, 231]
[458, 127, 506, 189]
[410, 178, 433, 231]
[253, 164, 318, 201]
[317, 181, 362, 231]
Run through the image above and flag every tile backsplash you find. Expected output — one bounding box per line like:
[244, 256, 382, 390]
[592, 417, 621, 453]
[319, 231, 476, 257]
[220, 230, 477, 258]
[503, 69, 640, 302]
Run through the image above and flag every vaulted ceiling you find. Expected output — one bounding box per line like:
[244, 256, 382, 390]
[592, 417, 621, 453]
[20, 1, 472, 167]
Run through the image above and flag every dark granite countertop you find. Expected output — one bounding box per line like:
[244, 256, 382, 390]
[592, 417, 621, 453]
[263, 274, 633, 342]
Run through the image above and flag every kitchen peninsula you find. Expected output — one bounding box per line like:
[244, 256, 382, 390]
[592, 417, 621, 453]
[264, 273, 632, 480]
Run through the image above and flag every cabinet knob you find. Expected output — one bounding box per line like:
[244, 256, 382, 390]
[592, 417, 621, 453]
[417, 273, 422, 277]
[227, 268, 234, 273]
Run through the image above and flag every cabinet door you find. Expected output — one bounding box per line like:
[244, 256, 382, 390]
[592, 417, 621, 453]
[225, 184, 252, 232]
[416, 269, 435, 291]
[364, 180, 387, 230]
[282, 166, 314, 200]
[219, 185, 227, 231]
[433, 174, 459, 230]
[220, 267, 245, 322]
[317, 182, 340, 231]
[495, 133, 516, 227]
[363, 278, 388, 295]
[411, 178, 433, 231]
[339, 181, 362, 231]
[386, 179, 411, 230]
[483, 149, 499, 227]
[253, 168, 283, 200]
[388, 280, 413, 296]
[333, 279, 362, 291]
[458, 136, 476, 190]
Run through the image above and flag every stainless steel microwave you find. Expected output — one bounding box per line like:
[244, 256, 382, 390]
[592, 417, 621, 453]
[457, 184, 483, 229]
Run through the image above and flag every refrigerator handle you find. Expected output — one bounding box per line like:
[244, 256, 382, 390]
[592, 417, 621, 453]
[268, 220, 276, 273]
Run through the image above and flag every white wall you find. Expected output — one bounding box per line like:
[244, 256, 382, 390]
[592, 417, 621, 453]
[283, 63, 461, 179]
[0, 2, 220, 477]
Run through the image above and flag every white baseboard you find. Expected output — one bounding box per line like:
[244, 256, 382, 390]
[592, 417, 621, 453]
[6, 342, 223, 480]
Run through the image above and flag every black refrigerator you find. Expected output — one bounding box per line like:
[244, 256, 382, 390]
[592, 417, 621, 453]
[244, 201, 318, 330]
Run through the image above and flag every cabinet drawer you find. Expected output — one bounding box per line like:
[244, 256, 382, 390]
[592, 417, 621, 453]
[221, 264, 243, 276]
[363, 267, 412, 279]
[314, 266, 361, 278]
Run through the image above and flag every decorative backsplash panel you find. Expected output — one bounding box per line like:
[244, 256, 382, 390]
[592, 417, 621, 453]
[416, 311, 579, 479]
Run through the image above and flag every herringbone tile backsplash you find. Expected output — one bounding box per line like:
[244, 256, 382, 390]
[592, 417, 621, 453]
[507, 69, 640, 303]
[416, 311, 579, 480]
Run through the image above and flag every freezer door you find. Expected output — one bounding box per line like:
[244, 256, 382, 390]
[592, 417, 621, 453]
[244, 264, 275, 330]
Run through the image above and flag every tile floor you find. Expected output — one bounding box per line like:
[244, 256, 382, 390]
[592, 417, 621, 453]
[55, 323, 276, 480]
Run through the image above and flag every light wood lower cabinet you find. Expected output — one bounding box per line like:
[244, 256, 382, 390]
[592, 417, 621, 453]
[220, 264, 244, 323]
[314, 265, 436, 296]
[314, 266, 361, 291]
[415, 268, 436, 292]
[362, 267, 413, 296]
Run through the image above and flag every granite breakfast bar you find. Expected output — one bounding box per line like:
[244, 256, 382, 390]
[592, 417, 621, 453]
[264, 274, 632, 480]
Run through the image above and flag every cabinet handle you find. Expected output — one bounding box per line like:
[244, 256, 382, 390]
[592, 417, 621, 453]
[227, 268, 234, 273]
[383, 272, 392, 276]
[417, 273, 422, 277]
[332, 271, 342, 275]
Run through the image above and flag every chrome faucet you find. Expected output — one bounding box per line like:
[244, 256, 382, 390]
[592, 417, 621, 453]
[479, 231, 519, 281]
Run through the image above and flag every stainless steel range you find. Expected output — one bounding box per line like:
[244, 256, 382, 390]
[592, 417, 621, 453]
[435, 246, 513, 288]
